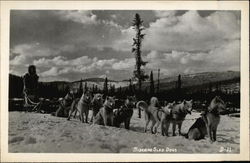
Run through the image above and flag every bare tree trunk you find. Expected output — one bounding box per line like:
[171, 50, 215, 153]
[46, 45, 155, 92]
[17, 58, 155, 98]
[138, 78, 142, 118]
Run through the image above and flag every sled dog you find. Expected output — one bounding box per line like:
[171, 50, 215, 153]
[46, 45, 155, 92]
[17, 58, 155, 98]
[90, 93, 104, 122]
[94, 96, 116, 126]
[165, 99, 193, 136]
[187, 96, 225, 141]
[51, 91, 74, 117]
[137, 97, 162, 133]
[113, 96, 136, 129]
[67, 91, 92, 123]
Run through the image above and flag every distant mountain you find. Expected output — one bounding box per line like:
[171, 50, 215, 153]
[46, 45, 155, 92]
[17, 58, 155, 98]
[70, 78, 129, 90]
[140, 71, 240, 92]
[73, 78, 105, 83]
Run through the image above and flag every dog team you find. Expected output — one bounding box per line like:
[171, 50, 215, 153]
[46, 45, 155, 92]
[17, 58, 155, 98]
[51, 90, 226, 142]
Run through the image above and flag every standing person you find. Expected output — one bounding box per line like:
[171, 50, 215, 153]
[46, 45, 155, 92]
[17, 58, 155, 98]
[23, 65, 40, 111]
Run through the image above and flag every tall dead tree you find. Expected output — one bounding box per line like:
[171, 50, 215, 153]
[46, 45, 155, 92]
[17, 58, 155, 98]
[132, 13, 148, 118]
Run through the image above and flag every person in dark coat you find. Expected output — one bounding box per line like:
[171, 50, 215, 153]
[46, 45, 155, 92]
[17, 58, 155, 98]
[23, 65, 40, 109]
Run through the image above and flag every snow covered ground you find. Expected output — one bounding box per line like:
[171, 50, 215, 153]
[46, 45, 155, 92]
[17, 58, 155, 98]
[9, 110, 240, 153]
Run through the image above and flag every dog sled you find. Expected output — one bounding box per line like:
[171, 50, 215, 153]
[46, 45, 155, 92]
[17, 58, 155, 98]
[23, 90, 43, 112]
[23, 92, 60, 113]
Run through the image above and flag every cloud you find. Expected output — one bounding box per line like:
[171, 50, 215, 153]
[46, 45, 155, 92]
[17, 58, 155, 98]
[112, 58, 135, 70]
[56, 10, 97, 24]
[10, 55, 30, 66]
[41, 67, 59, 77]
[110, 10, 240, 53]
[154, 11, 177, 18]
[144, 11, 240, 52]
[144, 39, 240, 76]
[35, 55, 118, 80]
[110, 26, 135, 51]
[9, 10, 240, 81]
[11, 43, 58, 57]
[33, 56, 93, 68]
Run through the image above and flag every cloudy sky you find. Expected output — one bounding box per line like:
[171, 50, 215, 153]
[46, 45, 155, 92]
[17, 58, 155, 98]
[10, 10, 240, 82]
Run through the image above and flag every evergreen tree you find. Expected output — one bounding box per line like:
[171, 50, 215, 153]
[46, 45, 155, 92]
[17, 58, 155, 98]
[118, 86, 122, 95]
[208, 82, 212, 93]
[103, 77, 108, 95]
[132, 13, 148, 98]
[132, 13, 148, 118]
[95, 85, 98, 93]
[157, 69, 160, 95]
[65, 85, 70, 94]
[177, 74, 182, 100]
[78, 79, 83, 96]
[84, 82, 88, 92]
[109, 83, 115, 95]
[132, 84, 136, 95]
[150, 71, 155, 96]
[177, 74, 181, 89]
[129, 79, 133, 95]
[92, 84, 95, 93]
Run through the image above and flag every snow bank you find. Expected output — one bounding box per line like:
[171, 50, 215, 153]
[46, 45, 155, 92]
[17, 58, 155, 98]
[9, 110, 240, 153]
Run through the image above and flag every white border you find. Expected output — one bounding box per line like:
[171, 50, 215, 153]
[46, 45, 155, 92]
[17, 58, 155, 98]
[1, 1, 249, 162]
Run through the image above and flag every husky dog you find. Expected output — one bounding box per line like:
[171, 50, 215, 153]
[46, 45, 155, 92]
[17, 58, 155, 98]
[67, 91, 92, 123]
[205, 96, 225, 141]
[145, 101, 176, 135]
[113, 96, 136, 130]
[51, 91, 74, 117]
[94, 96, 116, 126]
[158, 102, 176, 136]
[90, 93, 104, 122]
[165, 99, 193, 136]
[136, 97, 162, 134]
[186, 115, 207, 140]
[187, 96, 225, 141]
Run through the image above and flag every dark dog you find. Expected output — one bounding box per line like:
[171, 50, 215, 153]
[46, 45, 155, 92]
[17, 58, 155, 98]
[187, 115, 207, 140]
[187, 96, 226, 141]
[113, 96, 136, 130]
[51, 91, 74, 117]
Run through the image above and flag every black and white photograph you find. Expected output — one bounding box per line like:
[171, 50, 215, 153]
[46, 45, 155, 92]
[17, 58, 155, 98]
[1, 1, 249, 162]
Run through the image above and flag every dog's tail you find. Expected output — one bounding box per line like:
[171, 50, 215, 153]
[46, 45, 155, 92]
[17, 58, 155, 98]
[136, 101, 148, 111]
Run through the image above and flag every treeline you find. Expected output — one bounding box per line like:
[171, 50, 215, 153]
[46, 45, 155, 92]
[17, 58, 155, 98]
[9, 73, 240, 108]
